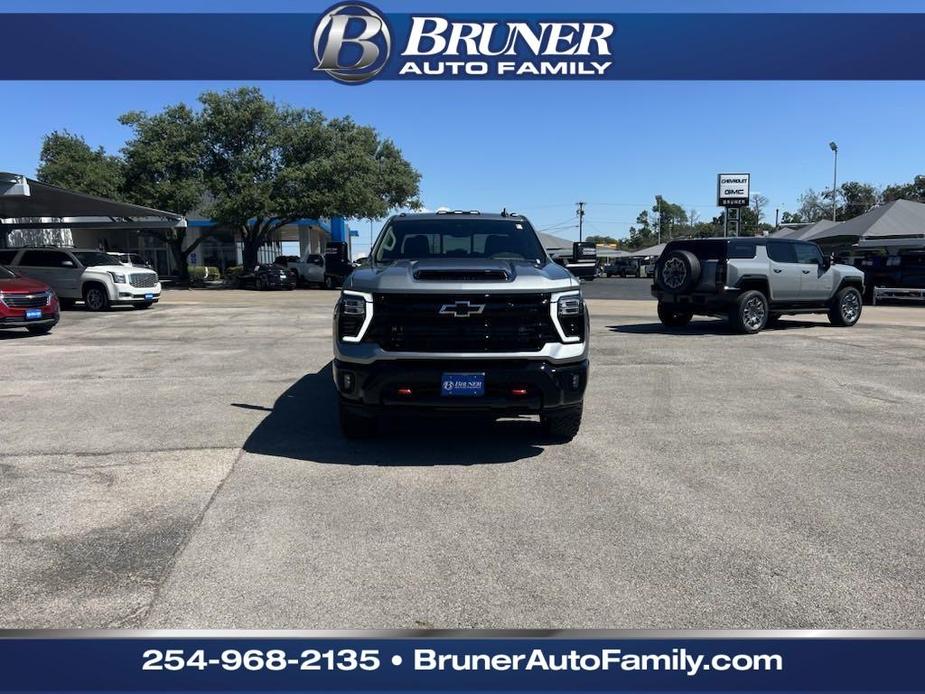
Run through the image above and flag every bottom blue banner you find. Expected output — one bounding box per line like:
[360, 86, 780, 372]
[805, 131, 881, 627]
[0, 633, 922, 692]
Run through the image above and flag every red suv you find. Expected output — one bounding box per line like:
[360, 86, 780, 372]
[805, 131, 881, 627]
[0, 264, 60, 335]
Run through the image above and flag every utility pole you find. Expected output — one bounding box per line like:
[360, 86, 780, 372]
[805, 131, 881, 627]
[576, 201, 585, 242]
[829, 141, 839, 222]
[774, 208, 779, 233]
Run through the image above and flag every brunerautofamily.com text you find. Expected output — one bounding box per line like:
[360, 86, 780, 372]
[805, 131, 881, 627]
[142, 647, 783, 676]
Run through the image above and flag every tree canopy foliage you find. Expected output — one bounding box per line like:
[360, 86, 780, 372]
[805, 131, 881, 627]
[36, 87, 422, 276]
[37, 131, 124, 200]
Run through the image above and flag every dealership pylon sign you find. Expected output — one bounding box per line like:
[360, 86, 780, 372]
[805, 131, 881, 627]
[717, 173, 750, 207]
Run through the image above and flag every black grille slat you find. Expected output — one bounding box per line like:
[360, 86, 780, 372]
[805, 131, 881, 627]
[3, 293, 47, 308]
[367, 293, 557, 353]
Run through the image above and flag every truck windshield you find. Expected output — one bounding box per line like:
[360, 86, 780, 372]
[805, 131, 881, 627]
[374, 218, 547, 263]
[73, 251, 119, 267]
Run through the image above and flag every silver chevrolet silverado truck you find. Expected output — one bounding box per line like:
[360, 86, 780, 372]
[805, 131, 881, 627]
[332, 211, 589, 440]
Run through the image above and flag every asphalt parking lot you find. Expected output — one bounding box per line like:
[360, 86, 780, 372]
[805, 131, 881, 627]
[2, 280, 924, 629]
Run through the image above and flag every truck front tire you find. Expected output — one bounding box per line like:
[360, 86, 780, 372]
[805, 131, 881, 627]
[541, 404, 583, 441]
[339, 401, 377, 439]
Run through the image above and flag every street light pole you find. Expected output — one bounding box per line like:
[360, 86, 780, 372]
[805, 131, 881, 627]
[829, 141, 838, 222]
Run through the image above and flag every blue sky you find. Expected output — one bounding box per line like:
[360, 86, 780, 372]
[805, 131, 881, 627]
[2, 1, 924, 255]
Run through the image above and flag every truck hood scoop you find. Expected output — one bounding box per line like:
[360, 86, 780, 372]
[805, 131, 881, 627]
[412, 260, 512, 282]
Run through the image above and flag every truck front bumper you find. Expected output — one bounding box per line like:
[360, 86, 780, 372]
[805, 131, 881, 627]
[334, 358, 588, 415]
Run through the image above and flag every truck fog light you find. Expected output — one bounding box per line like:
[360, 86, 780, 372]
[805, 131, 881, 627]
[570, 374, 581, 390]
[341, 372, 355, 393]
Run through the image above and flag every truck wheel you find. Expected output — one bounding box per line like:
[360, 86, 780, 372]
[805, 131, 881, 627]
[729, 289, 768, 334]
[828, 286, 863, 327]
[82, 284, 110, 312]
[657, 302, 693, 328]
[339, 401, 377, 439]
[541, 404, 583, 441]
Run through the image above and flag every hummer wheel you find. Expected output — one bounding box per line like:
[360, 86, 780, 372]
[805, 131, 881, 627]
[729, 289, 768, 334]
[828, 287, 863, 327]
[657, 302, 693, 328]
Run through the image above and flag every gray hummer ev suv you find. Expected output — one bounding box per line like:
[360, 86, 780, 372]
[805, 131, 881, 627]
[651, 237, 866, 334]
[332, 211, 589, 440]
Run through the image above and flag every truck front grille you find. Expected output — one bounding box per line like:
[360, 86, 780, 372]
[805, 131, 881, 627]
[129, 273, 158, 288]
[366, 293, 558, 353]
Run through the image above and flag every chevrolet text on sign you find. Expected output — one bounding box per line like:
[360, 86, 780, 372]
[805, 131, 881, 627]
[717, 173, 750, 207]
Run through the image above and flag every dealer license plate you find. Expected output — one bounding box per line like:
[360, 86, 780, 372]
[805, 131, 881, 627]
[25, 309, 42, 320]
[441, 373, 485, 397]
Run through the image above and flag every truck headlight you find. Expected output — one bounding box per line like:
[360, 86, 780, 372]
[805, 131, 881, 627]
[109, 271, 126, 284]
[342, 295, 366, 316]
[558, 294, 583, 316]
[337, 291, 373, 342]
[552, 291, 585, 342]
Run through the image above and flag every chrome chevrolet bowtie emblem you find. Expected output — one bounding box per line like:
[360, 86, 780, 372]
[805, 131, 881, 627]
[439, 300, 485, 318]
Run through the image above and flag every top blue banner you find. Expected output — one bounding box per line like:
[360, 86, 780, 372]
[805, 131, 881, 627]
[1, 7, 923, 81]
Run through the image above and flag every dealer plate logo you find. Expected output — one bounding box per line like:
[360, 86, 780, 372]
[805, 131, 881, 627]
[313, 2, 391, 84]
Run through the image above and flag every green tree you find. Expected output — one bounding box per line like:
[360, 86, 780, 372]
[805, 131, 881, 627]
[838, 181, 880, 220]
[36, 131, 124, 200]
[796, 189, 830, 223]
[198, 87, 421, 268]
[625, 209, 656, 249]
[653, 195, 687, 239]
[119, 105, 209, 284]
[585, 234, 619, 244]
[882, 175, 925, 203]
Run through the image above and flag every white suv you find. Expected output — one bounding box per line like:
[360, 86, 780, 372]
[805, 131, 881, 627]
[2, 247, 161, 311]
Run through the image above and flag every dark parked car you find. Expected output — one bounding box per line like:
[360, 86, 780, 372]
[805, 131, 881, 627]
[236, 263, 296, 291]
[0, 265, 60, 335]
[604, 258, 639, 277]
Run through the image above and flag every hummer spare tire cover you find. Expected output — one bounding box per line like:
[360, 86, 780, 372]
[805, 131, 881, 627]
[657, 250, 701, 293]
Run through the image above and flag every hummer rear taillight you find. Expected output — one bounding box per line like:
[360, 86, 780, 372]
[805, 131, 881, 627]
[716, 259, 728, 287]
